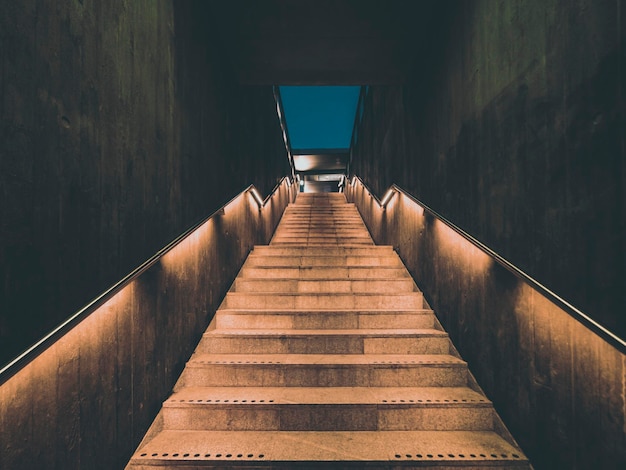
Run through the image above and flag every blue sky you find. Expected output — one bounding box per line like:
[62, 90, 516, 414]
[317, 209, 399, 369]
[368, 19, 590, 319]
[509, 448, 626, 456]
[279, 86, 361, 150]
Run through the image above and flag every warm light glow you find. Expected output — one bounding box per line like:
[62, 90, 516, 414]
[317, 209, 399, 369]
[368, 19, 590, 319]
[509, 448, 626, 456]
[161, 218, 213, 271]
[161, 189, 246, 272]
[0, 282, 132, 382]
[380, 188, 396, 208]
[433, 219, 492, 274]
[250, 187, 264, 208]
[293, 155, 317, 172]
[412, 201, 426, 217]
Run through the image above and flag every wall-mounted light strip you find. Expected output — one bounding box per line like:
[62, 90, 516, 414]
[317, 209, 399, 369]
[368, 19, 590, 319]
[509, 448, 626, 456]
[249, 187, 264, 209]
[380, 188, 396, 208]
[349, 176, 626, 353]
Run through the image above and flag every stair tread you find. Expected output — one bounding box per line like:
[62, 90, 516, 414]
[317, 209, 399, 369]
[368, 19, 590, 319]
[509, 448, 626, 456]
[235, 277, 412, 281]
[217, 308, 434, 314]
[165, 386, 490, 406]
[205, 329, 447, 337]
[127, 195, 529, 469]
[131, 430, 528, 464]
[189, 353, 465, 365]
[225, 292, 421, 296]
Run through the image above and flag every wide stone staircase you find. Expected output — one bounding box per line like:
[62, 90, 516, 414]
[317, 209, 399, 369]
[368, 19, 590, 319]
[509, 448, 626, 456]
[127, 192, 530, 468]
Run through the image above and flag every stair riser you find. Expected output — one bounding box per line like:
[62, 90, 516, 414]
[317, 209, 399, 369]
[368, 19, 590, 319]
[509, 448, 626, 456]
[285, 209, 358, 212]
[233, 279, 416, 294]
[276, 222, 367, 226]
[274, 229, 369, 234]
[272, 235, 372, 241]
[221, 293, 424, 309]
[240, 267, 409, 279]
[197, 337, 449, 354]
[181, 365, 468, 387]
[277, 220, 364, 223]
[279, 215, 363, 219]
[251, 247, 393, 256]
[277, 220, 366, 225]
[276, 225, 367, 230]
[271, 241, 375, 246]
[215, 313, 435, 330]
[278, 219, 364, 222]
[162, 405, 494, 431]
[244, 257, 403, 267]
[271, 237, 373, 242]
[276, 225, 366, 230]
[272, 236, 372, 241]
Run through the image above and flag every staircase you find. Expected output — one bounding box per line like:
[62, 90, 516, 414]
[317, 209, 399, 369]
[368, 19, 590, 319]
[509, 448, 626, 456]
[127, 192, 530, 469]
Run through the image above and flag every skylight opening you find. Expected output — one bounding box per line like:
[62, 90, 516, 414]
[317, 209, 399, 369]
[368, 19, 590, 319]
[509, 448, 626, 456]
[279, 86, 360, 151]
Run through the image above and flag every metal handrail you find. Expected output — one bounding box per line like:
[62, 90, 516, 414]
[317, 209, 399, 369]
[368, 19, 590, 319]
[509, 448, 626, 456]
[0, 178, 291, 385]
[273, 86, 296, 181]
[347, 86, 367, 176]
[351, 175, 626, 354]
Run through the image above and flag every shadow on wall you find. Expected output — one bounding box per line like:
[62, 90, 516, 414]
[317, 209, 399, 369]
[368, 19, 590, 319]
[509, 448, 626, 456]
[0, 179, 296, 470]
[347, 177, 625, 469]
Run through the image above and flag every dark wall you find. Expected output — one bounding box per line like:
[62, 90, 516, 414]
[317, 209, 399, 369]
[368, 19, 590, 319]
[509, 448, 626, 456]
[0, 180, 296, 470]
[353, 0, 625, 339]
[347, 180, 625, 470]
[0, 0, 288, 366]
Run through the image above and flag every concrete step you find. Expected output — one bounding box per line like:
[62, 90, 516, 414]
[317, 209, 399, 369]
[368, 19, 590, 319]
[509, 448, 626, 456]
[221, 292, 424, 309]
[280, 218, 364, 223]
[162, 386, 493, 431]
[288, 208, 353, 210]
[279, 215, 364, 219]
[275, 229, 367, 234]
[180, 354, 468, 387]
[270, 235, 372, 244]
[274, 229, 369, 235]
[233, 278, 417, 294]
[280, 216, 362, 219]
[250, 245, 394, 256]
[214, 309, 435, 330]
[283, 208, 359, 212]
[273, 229, 370, 235]
[270, 234, 374, 245]
[285, 204, 356, 208]
[239, 266, 409, 279]
[243, 255, 403, 267]
[128, 430, 529, 468]
[197, 328, 450, 354]
[271, 240, 375, 246]
[280, 215, 363, 220]
[127, 194, 530, 470]
[276, 225, 368, 231]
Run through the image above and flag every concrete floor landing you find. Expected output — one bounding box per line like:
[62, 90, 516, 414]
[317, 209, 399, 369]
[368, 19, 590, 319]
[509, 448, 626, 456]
[127, 193, 530, 469]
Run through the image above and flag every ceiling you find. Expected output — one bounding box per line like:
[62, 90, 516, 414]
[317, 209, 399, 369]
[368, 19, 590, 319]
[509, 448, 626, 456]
[205, 0, 448, 85]
[197, 0, 450, 186]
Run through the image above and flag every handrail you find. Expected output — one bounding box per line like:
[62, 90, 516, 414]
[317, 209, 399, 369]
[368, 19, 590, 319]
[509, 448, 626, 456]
[0, 178, 291, 385]
[273, 86, 296, 181]
[347, 86, 367, 177]
[351, 175, 626, 354]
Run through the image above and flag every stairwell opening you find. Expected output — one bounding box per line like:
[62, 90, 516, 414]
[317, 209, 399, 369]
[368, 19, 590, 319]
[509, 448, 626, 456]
[279, 86, 361, 193]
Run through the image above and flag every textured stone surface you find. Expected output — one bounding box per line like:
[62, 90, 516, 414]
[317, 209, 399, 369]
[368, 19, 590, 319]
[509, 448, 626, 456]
[127, 193, 528, 468]
[351, 0, 625, 341]
[0, 181, 295, 470]
[347, 179, 626, 469]
[0, 0, 289, 368]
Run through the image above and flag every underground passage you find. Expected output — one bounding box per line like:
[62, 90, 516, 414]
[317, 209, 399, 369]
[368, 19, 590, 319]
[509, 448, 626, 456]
[0, 1, 624, 469]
